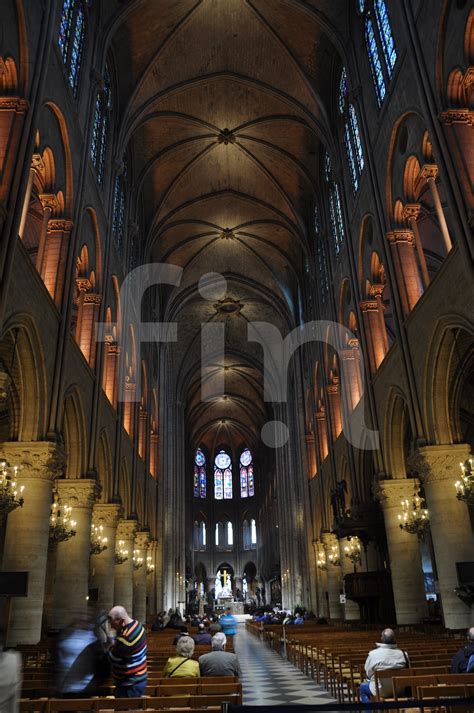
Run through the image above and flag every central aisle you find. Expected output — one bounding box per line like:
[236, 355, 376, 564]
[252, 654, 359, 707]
[233, 624, 337, 705]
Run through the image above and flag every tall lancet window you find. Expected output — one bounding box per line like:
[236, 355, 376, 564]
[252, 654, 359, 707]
[58, 0, 86, 96]
[338, 68, 364, 195]
[240, 448, 254, 498]
[193, 447, 206, 498]
[214, 450, 232, 500]
[325, 153, 345, 256]
[358, 0, 397, 107]
[90, 65, 111, 185]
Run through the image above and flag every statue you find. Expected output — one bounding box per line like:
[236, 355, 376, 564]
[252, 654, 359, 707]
[331, 479, 347, 521]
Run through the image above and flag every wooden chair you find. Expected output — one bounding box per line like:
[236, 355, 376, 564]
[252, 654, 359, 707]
[47, 700, 99, 712]
[20, 702, 49, 713]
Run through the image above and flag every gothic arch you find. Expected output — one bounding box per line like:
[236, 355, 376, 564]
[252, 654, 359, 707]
[96, 429, 112, 502]
[384, 388, 413, 480]
[62, 387, 87, 478]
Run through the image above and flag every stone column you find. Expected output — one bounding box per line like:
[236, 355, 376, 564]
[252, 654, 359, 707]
[316, 410, 328, 461]
[40, 218, 73, 307]
[387, 230, 424, 315]
[133, 531, 149, 624]
[339, 538, 360, 621]
[374, 479, 428, 624]
[146, 540, 157, 618]
[321, 532, 343, 620]
[360, 294, 388, 373]
[409, 444, 474, 630]
[340, 341, 363, 412]
[114, 520, 137, 614]
[305, 434, 317, 479]
[326, 383, 342, 441]
[1, 442, 65, 645]
[420, 165, 452, 253]
[402, 204, 430, 288]
[89, 503, 122, 614]
[53, 479, 100, 629]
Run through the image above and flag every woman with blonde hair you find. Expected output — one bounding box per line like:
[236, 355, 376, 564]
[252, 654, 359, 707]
[162, 636, 199, 678]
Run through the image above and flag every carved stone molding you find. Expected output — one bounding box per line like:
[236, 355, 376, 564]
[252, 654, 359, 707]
[0, 97, 29, 112]
[117, 519, 138, 541]
[360, 299, 379, 313]
[320, 531, 338, 548]
[31, 153, 45, 172]
[368, 283, 385, 299]
[39, 193, 59, 212]
[402, 204, 421, 221]
[92, 503, 123, 527]
[134, 531, 150, 550]
[420, 164, 439, 181]
[83, 293, 102, 305]
[47, 219, 74, 233]
[373, 477, 420, 508]
[57, 478, 101, 508]
[439, 109, 474, 126]
[0, 441, 66, 481]
[76, 278, 92, 293]
[407, 444, 472, 485]
[387, 229, 415, 245]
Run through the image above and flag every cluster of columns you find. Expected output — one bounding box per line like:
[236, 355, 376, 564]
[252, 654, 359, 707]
[0, 442, 160, 645]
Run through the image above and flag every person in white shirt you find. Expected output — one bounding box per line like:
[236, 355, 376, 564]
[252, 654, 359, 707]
[360, 629, 409, 702]
[0, 648, 22, 713]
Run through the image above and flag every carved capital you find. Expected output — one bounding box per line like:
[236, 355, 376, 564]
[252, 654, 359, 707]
[134, 531, 150, 550]
[92, 503, 123, 527]
[76, 277, 92, 293]
[0, 441, 66, 481]
[320, 531, 338, 549]
[402, 204, 421, 222]
[407, 444, 472, 485]
[56, 478, 101, 508]
[39, 193, 59, 212]
[387, 229, 415, 245]
[117, 519, 138, 541]
[439, 109, 474, 126]
[360, 299, 379, 313]
[47, 219, 73, 233]
[83, 293, 102, 305]
[373, 477, 420, 508]
[420, 164, 438, 181]
[0, 97, 29, 112]
[368, 283, 385, 299]
[31, 153, 45, 172]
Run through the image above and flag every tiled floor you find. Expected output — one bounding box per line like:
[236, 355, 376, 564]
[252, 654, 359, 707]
[233, 624, 337, 706]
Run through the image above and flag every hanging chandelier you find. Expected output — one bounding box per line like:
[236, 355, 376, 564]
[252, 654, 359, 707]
[455, 459, 474, 505]
[0, 460, 24, 519]
[344, 536, 362, 566]
[49, 486, 76, 544]
[328, 543, 341, 567]
[398, 489, 429, 538]
[90, 523, 108, 555]
[146, 554, 155, 575]
[133, 549, 144, 570]
[114, 539, 128, 565]
[316, 547, 327, 570]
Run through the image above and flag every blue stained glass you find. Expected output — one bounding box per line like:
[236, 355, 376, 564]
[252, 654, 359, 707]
[314, 204, 321, 234]
[90, 66, 110, 184]
[329, 183, 344, 255]
[317, 239, 329, 301]
[68, 4, 85, 95]
[58, 0, 73, 63]
[224, 468, 232, 499]
[248, 464, 254, 496]
[195, 448, 205, 467]
[349, 104, 364, 175]
[334, 183, 345, 246]
[365, 16, 386, 106]
[240, 466, 248, 498]
[324, 152, 332, 182]
[338, 68, 347, 114]
[375, 0, 397, 78]
[194, 465, 199, 497]
[199, 467, 206, 498]
[194, 448, 206, 498]
[344, 122, 359, 193]
[90, 98, 101, 168]
[112, 175, 125, 254]
[358, 0, 365, 11]
[214, 468, 223, 499]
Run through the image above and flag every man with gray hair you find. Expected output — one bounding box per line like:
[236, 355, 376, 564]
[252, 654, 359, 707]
[360, 628, 409, 703]
[198, 632, 241, 677]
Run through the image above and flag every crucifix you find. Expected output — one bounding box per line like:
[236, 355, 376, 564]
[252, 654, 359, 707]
[222, 569, 229, 587]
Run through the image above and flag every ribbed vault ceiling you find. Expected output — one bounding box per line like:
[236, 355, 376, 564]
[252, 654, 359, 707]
[109, 0, 346, 450]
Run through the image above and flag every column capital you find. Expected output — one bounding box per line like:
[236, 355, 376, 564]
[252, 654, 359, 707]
[387, 229, 415, 245]
[439, 109, 474, 126]
[359, 299, 379, 313]
[117, 519, 138, 540]
[320, 531, 338, 547]
[402, 203, 421, 221]
[92, 503, 123, 527]
[0, 441, 66, 481]
[47, 219, 74, 233]
[39, 193, 59, 212]
[56, 478, 101, 508]
[134, 531, 150, 549]
[147, 539, 158, 553]
[0, 97, 29, 112]
[420, 164, 438, 181]
[373, 477, 421, 508]
[407, 444, 472, 485]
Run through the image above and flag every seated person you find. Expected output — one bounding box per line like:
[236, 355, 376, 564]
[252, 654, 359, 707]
[194, 622, 212, 645]
[199, 633, 241, 677]
[359, 629, 409, 703]
[451, 627, 474, 673]
[162, 636, 200, 678]
[173, 625, 189, 645]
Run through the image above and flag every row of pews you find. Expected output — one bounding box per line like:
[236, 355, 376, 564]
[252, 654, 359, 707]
[18, 628, 242, 713]
[246, 620, 474, 708]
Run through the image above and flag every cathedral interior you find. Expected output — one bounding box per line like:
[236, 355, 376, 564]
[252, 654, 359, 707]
[0, 0, 473, 649]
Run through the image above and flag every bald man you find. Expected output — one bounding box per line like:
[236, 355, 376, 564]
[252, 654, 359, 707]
[360, 629, 409, 703]
[451, 627, 474, 673]
[107, 606, 147, 697]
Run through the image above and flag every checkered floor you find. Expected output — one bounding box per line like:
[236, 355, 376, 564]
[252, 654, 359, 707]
[234, 624, 337, 706]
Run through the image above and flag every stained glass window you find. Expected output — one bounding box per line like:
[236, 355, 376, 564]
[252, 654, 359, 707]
[317, 239, 329, 302]
[240, 448, 254, 498]
[194, 447, 206, 498]
[344, 122, 359, 193]
[375, 0, 397, 78]
[214, 450, 232, 499]
[339, 68, 364, 194]
[90, 66, 111, 185]
[112, 175, 125, 256]
[365, 16, 386, 107]
[314, 204, 321, 234]
[324, 152, 332, 182]
[349, 105, 365, 174]
[325, 153, 345, 255]
[251, 518, 257, 545]
[358, 0, 365, 11]
[58, 1, 86, 97]
[338, 67, 347, 114]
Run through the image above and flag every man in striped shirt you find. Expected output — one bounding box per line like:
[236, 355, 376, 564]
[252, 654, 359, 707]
[107, 606, 147, 697]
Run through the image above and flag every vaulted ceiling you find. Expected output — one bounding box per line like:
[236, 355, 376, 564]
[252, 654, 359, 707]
[108, 0, 348, 452]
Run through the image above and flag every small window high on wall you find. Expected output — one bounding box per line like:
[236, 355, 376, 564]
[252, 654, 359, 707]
[214, 450, 232, 500]
[240, 448, 254, 498]
[338, 68, 365, 195]
[193, 447, 206, 498]
[358, 0, 397, 108]
[58, 0, 86, 96]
